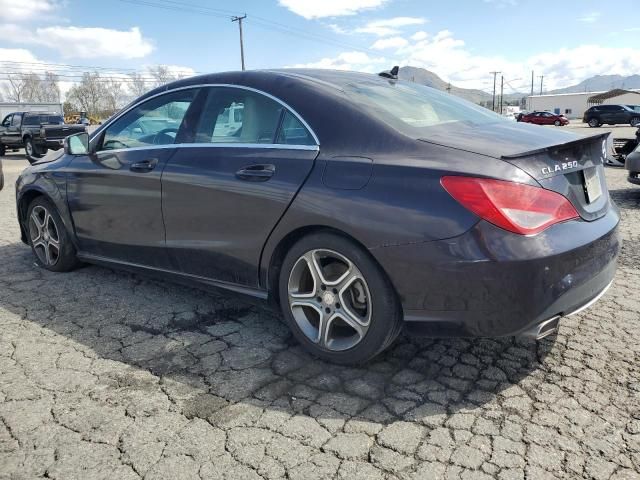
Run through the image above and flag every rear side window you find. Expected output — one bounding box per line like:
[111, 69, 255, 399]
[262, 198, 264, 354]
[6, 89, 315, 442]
[277, 111, 315, 146]
[11, 113, 22, 127]
[194, 87, 316, 146]
[23, 115, 41, 126]
[195, 87, 283, 144]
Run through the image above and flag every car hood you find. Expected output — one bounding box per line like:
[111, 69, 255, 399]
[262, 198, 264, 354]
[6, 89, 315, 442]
[418, 120, 580, 159]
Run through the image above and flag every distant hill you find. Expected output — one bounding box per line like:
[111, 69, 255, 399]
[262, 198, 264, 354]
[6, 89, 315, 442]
[397, 66, 523, 104]
[398, 66, 492, 104]
[546, 74, 640, 94]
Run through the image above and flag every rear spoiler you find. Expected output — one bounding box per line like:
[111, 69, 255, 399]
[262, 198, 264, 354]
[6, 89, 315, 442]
[501, 132, 610, 159]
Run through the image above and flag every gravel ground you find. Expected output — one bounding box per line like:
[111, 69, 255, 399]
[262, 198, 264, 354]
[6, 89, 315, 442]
[0, 153, 639, 480]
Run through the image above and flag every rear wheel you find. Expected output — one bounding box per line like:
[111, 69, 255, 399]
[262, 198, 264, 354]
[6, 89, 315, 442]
[0, 144, 5, 156]
[279, 232, 402, 364]
[27, 197, 79, 272]
[24, 138, 42, 162]
[588, 118, 600, 128]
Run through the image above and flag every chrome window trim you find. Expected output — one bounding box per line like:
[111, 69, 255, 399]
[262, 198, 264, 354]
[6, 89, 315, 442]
[91, 83, 320, 149]
[96, 142, 319, 155]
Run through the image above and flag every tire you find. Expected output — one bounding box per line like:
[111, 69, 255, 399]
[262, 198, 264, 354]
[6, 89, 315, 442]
[631, 117, 640, 127]
[588, 118, 600, 128]
[554, 120, 561, 126]
[24, 138, 41, 162]
[278, 232, 402, 364]
[26, 197, 79, 272]
[0, 144, 5, 156]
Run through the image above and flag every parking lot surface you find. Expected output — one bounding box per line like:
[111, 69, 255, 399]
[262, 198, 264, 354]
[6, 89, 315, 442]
[0, 152, 639, 480]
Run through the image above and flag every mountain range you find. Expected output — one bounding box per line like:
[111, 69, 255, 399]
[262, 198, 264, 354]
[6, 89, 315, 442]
[397, 67, 640, 104]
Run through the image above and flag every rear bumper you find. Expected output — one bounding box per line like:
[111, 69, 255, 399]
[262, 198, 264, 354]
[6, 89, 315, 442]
[626, 151, 640, 184]
[372, 207, 620, 337]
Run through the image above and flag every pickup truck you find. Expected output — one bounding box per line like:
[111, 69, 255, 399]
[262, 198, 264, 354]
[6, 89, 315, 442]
[0, 111, 85, 162]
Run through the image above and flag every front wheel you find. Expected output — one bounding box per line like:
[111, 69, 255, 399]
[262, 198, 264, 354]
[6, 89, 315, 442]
[0, 144, 5, 156]
[631, 117, 640, 127]
[27, 197, 79, 272]
[279, 232, 402, 364]
[554, 120, 561, 126]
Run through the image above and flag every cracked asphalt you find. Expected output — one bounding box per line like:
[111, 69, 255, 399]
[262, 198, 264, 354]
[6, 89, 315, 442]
[0, 153, 639, 479]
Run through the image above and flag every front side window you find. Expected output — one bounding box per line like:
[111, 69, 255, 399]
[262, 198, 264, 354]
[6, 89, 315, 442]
[100, 89, 197, 151]
[2, 115, 12, 127]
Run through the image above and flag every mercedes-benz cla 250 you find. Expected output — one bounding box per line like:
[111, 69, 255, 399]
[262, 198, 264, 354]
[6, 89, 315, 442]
[16, 69, 620, 364]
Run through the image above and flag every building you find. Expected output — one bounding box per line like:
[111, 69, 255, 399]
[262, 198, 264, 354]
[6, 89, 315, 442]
[0, 102, 63, 121]
[527, 89, 640, 119]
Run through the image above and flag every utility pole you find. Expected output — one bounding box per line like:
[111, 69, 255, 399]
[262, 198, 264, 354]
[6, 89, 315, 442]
[530, 70, 534, 96]
[231, 14, 247, 71]
[538, 75, 544, 95]
[446, 82, 451, 94]
[490, 71, 501, 112]
[499, 75, 504, 115]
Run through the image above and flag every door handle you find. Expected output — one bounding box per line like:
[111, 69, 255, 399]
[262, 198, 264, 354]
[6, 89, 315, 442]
[235, 164, 275, 182]
[130, 158, 158, 173]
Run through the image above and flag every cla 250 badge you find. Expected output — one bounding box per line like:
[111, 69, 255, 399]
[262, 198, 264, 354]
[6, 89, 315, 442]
[541, 160, 578, 175]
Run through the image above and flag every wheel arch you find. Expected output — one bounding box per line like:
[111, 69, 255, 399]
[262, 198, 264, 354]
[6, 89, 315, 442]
[17, 186, 77, 249]
[265, 225, 401, 310]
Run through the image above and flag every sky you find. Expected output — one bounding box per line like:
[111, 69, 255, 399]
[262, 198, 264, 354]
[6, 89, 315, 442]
[1, 0, 640, 97]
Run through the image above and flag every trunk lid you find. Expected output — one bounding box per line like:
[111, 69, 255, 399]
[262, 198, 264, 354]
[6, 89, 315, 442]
[418, 122, 610, 221]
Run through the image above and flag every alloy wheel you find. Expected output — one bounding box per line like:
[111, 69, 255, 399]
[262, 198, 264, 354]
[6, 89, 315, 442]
[25, 140, 33, 157]
[28, 205, 60, 266]
[287, 249, 372, 351]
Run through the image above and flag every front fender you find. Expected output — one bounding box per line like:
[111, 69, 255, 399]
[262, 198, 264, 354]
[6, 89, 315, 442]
[16, 160, 76, 249]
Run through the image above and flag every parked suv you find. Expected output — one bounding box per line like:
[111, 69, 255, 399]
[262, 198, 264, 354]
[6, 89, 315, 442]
[583, 105, 640, 128]
[0, 112, 85, 162]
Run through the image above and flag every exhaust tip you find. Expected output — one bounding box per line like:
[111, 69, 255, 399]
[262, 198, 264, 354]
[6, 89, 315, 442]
[520, 315, 560, 340]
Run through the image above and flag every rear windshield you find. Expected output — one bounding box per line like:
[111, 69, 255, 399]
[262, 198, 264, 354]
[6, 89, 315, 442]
[344, 80, 504, 137]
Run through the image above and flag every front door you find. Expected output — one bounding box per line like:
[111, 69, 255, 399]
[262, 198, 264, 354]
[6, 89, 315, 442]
[66, 88, 200, 267]
[1, 113, 22, 147]
[161, 86, 319, 287]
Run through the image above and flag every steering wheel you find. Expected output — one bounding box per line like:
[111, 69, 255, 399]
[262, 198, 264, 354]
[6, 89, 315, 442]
[153, 127, 179, 145]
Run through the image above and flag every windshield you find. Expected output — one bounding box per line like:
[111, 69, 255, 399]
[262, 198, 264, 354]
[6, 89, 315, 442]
[344, 80, 505, 137]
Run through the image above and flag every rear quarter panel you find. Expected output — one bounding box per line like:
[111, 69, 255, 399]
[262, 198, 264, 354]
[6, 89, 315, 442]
[260, 140, 537, 288]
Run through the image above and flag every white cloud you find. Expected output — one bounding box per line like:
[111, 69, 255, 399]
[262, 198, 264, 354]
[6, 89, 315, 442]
[288, 51, 386, 72]
[278, 0, 388, 19]
[38, 26, 153, 58]
[355, 16, 426, 36]
[0, 0, 56, 22]
[411, 31, 428, 41]
[371, 36, 408, 50]
[578, 12, 601, 23]
[0, 24, 154, 59]
[293, 29, 640, 92]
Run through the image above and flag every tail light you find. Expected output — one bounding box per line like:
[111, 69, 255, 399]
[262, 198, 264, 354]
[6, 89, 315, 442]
[441, 176, 579, 235]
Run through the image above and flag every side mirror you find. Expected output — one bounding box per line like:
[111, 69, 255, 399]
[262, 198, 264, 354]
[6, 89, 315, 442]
[64, 132, 89, 155]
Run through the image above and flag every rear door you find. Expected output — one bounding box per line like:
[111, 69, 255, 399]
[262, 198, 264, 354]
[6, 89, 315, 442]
[161, 86, 319, 287]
